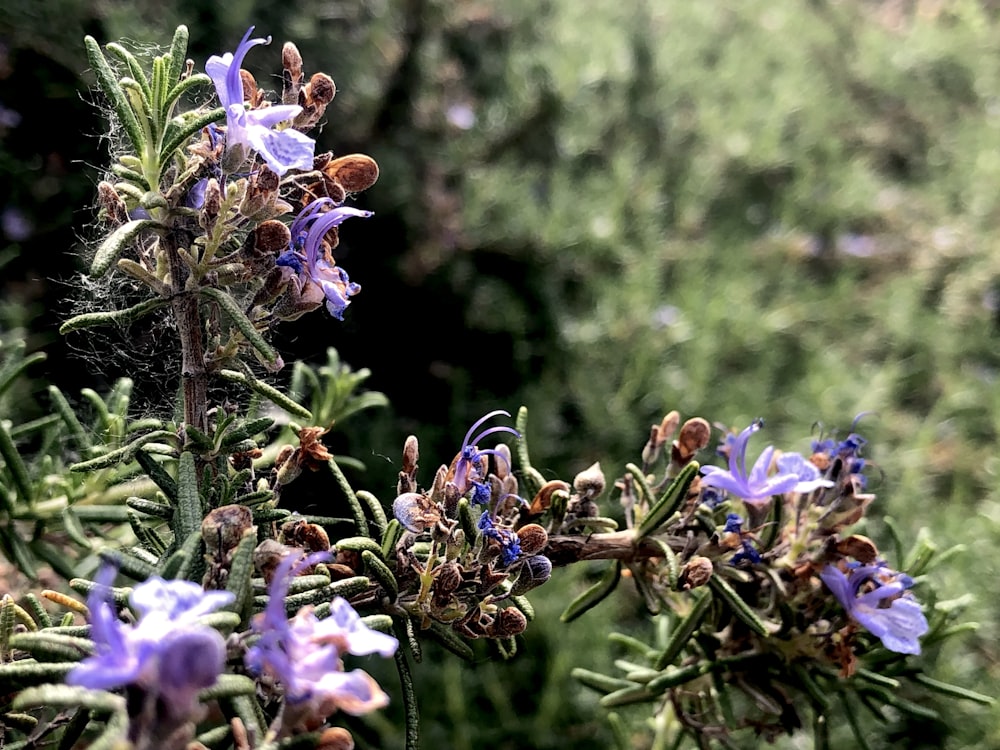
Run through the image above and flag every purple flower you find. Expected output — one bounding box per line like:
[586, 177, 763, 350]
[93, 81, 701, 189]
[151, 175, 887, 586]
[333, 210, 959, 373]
[820, 564, 929, 654]
[278, 198, 373, 319]
[67, 569, 233, 718]
[206, 27, 315, 176]
[246, 551, 398, 716]
[700, 421, 800, 507]
[477, 511, 522, 567]
[775, 453, 834, 494]
[451, 410, 520, 495]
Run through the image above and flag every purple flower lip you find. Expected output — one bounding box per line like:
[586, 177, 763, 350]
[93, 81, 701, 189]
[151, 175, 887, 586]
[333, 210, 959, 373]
[451, 410, 520, 494]
[699, 421, 801, 507]
[206, 27, 315, 176]
[820, 564, 929, 654]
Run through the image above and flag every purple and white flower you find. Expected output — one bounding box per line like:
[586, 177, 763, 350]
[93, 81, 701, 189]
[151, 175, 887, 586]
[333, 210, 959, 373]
[206, 27, 315, 176]
[700, 421, 800, 507]
[67, 568, 233, 719]
[820, 563, 929, 655]
[245, 551, 398, 717]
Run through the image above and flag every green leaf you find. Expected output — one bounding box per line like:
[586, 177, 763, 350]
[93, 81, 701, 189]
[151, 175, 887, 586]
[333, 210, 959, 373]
[158, 107, 225, 176]
[0, 418, 33, 506]
[708, 574, 769, 637]
[654, 590, 712, 670]
[635, 461, 699, 539]
[560, 560, 622, 622]
[69, 430, 176, 472]
[174, 451, 202, 542]
[362, 549, 398, 600]
[88, 219, 162, 278]
[218, 369, 311, 420]
[84, 36, 144, 154]
[59, 298, 167, 334]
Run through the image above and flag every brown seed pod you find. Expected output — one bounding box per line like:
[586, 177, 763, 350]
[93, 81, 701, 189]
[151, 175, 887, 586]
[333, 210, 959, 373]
[202, 505, 254, 555]
[488, 607, 528, 638]
[515, 524, 548, 556]
[528, 480, 571, 516]
[835, 534, 879, 564]
[254, 220, 292, 254]
[323, 154, 380, 193]
[674, 417, 711, 465]
[679, 555, 714, 590]
[280, 518, 331, 555]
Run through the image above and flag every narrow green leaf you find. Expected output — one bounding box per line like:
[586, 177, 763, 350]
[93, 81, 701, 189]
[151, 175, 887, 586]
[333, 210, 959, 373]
[362, 550, 398, 601]
[560, 560, 622, 623]
[336, 536, 383, 556]
[636, 461, 699, 539]
[158, 107, 225, 176]
[135, 449, 177, 502]
[599, 684, 657, 707]
[420, 620, 473, 663]
[572, 667, 637, 694]
[393, 621, 421, 750]
[708, 574, 769, 637]
[165, 25, 189, 93]
[62, 507, 94, 550]
[0, 351, 46, 400]
[105, 43, 152, 113]
[161, 529, 202, 580]
[654, 590, 713, 670]
[224, 529, 257, 627]
[1, 595, 15, 660]
[126, 496, 174, 519]
[22, 594, 52, 629]
[0, 419, 33, 505]
[0, 526, 38, 579]
[514, 406, 544, 499]
[47, 386, 91, 450]
[913, 673, 995, 705]
[0, 662, 74, 690]
[84, 36, 144, 153]
[9, 632, 91, 662]
[174, 451, 202, 542]
[218, 369, 311, 420]
[357, 490, 388, 537]
[198, 674, 257, 701]
[510, 594, 535, 621]
[88, 219, 162, 278]
[381, 518, 402, 560]
[99, 549, 156, 581]
[60, 298, 167, 334]
[327, 456, 368, 537]
[198, 288, 277, 364]
[69, 429, 176, 472]
[162, 73, 209, 118]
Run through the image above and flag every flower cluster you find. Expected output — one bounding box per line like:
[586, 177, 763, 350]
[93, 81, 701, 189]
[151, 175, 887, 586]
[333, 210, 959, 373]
[390, 411, 549, 640]
[246, 551, 398, 730]
[68, 568, 233, 724]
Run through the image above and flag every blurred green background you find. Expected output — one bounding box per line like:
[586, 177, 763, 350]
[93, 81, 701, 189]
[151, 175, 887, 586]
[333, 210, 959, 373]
[2, 0, 999, 747]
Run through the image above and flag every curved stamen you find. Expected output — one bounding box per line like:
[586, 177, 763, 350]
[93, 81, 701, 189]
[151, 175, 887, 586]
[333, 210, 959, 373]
[461, 409, 512, 449]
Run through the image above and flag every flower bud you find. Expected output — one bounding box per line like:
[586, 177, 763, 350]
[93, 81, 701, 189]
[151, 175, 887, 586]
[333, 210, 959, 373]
[516, 524, 548, 556]
[674, 417, 711, 465]
[488, 607, 528, 638]
[202, 504, 254, 555]
[679, 555, 714, 590]
[573, 462, 606, 499]
[511, 554, 552, 595]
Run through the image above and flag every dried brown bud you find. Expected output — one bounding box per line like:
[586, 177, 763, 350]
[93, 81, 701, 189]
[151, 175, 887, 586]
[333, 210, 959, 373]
[836, 534, 879, 564]
[529, 480, 571, 515]
[254, 220, 292, 254]
[392, 492, 442, 533]
[679, 555, 714, 590]
[239, 69, 259, 105]
[402, 435, 419, 475]
[202, 504, 255, 555]
[316, 727, 355, 750]
[282, 42, 303, 79]
[573, 462, 606, 499]
[658, 411, 681, 443]
[488, 607, 528, 638]
[306, 72, 336, 106]
[254, 539, 290, 584]
[280, 518, 331, 555]
[256, 166, 280, 193]
[493, 443, 512, 480]
[97, 181, 128, 225]
[323, 154, 380, 193]
[674, 417, 711, 464]
[432, 561, 463, 597]
[515, 524, 548, 556]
